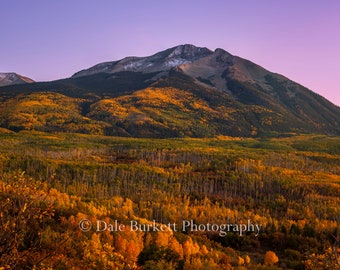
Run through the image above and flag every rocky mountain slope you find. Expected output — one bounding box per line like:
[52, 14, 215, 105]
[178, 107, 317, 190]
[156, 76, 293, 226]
[0, 45, 339, 137]
[73, 44, 212, 77]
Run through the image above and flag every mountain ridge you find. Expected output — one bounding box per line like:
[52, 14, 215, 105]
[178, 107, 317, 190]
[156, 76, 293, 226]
[72, 44, 214, 78]
[0, 44, 339, 137]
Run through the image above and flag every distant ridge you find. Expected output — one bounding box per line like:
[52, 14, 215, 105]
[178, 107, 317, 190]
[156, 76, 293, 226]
[0, 72, 34, 87]
[0, 44, 339, 137]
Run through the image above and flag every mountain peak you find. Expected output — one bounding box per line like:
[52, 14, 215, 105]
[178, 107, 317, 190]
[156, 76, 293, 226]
[214, 48, 231, 55]
[0, 72, 34, 87]
[167, 44, 212, 57]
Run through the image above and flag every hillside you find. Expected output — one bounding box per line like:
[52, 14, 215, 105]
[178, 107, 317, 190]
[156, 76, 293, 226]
[0, 44, 339, 137]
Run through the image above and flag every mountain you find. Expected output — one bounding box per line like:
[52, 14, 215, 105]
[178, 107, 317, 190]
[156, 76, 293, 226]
[0, 44, 339, 137]
[0, 72, 34, 87]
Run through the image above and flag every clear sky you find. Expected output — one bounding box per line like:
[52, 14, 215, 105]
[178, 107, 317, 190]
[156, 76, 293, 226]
[1, 0, 340, 106]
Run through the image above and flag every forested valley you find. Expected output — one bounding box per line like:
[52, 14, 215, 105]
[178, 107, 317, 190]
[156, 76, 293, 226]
[0, 131, 339, 269]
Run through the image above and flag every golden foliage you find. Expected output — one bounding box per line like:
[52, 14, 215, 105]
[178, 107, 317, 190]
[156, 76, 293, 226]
[264, 250, 279, 266]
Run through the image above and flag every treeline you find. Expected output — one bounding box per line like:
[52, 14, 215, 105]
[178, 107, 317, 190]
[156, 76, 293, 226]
[2, 148, 339, 217]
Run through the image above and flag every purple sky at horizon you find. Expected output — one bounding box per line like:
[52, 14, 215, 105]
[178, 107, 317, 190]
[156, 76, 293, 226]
[1, 1, 340, 106]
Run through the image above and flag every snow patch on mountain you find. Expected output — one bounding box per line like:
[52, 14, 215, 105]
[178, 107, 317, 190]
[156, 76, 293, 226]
[164, 58, 189, 68]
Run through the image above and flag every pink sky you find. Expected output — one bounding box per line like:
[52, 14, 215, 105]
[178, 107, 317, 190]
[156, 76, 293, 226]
[1, 0, 339, 106]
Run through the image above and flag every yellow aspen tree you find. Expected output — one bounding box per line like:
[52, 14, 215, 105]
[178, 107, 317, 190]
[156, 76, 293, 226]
[264, 251, 279, 266]
[169, 238, 184, 258]
[244, 254, 251, 265]
[183, 237, 200, 257]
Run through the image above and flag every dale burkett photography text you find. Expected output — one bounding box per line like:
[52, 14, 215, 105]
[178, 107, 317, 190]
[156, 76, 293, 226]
[79, 219, 262, 237]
